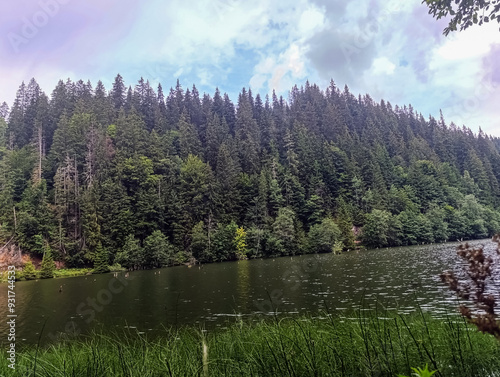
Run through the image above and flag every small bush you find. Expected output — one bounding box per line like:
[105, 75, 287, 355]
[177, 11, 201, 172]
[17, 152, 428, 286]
[23, 260, 37, 280]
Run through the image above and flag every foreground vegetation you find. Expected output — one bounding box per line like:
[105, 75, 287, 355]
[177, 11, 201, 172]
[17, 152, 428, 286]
[2, 313, 500, 376]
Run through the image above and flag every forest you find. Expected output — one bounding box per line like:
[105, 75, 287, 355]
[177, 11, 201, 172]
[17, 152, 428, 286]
[1, 75, 500, 272]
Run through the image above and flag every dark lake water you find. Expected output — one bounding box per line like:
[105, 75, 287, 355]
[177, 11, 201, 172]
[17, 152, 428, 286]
[1, 239, 499, 345]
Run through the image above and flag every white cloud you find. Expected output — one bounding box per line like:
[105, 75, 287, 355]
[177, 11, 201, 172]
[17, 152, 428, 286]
[298, 7, 325, 36]
[436, 23, 499, 60]
[247, 0, 327, 94]
[250, 43, 309, 94]
[371, 57, 396, 75]
[250, 57, 276, 91]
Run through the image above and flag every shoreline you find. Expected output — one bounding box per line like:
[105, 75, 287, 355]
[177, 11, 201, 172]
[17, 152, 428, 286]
[0, 237, 493, 284]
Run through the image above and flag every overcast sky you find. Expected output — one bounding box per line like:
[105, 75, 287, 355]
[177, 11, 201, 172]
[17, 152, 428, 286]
[0, 0, 499, 136]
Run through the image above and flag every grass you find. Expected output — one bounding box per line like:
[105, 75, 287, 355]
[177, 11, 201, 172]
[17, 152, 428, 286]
[1, 268, 94, 282]
[53, 268, 94, 278]
[0, 268, 119, 282]
[2, 311, 500, 377]
[0, 270, 10, 283]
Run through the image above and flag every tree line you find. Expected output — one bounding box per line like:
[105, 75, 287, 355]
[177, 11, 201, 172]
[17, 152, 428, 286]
[0, 76, 499, 272]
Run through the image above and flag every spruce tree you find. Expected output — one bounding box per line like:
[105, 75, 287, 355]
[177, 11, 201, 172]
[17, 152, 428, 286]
[23, 260, 37, 280]
[93, 242, 109, 274]
[40, 244, 56, 279]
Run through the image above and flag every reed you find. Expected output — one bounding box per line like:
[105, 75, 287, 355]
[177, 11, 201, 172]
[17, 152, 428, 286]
[1, 311, 500, 377]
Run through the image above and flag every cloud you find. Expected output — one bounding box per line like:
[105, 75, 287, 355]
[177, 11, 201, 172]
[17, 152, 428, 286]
[304, 0, 407, 89]
[0, 0, 141, 63]
[248, 1, 326, 94]
[306, 27, 377, 86]
[483, 44, 500, 86]
[371, 57, 396, 75]
[0, 0, 498, 137]
[300, 0, 500, 136]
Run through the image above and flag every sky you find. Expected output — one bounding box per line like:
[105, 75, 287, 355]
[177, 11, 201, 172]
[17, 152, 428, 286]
[0, 0, 499, 136]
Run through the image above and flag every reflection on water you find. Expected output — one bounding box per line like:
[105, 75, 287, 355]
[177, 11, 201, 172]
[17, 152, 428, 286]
[236, 260, 250, 313]
[0, 239, 498, 345]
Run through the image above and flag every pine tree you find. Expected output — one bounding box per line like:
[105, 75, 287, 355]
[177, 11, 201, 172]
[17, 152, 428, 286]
[178, 111, 202, 159]
[40, 244, 56, 279]
[190, 221, 211, 262]
[115, 234, 143, 270]
[0, 102, 9, 120]
[235, 89, 260, 174]
[110, 73, 126, 113]
[23, 260, 37, 280]
[205, 113, 229, 167]
[269, 207, 298, 256]
[336, 197, 356, 250]
[93, 241, 109, 274]
[214, 141, 240, 221]
[212, 221, 238, 261]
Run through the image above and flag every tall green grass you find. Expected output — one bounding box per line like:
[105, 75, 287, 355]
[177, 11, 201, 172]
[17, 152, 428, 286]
[2, 311, 500, 376]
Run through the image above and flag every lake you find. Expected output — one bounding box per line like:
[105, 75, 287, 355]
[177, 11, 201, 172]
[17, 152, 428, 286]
[1, 239, 499, 345]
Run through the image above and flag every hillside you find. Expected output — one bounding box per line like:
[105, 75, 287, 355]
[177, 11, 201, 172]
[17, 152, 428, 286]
[1, 76, 499, 269]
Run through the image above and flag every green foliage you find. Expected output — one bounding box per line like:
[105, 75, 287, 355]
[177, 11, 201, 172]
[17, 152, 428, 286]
[304, 194, 325, 226]
[308, 217, 342, 253]
[4, 314, 500, 376]
[190, 221, 211, 262]
[16, 181, 56, 253]
[426, 206, 449, 242]
[107, 124, 117, 138]
[173, 250, 189, 264]
[143, 230, 174, 268]
[268, 207, 299, 256]
[108, 263, 126, 272]
[234, 226, 248, 260]
[424, 0, 500, 36]
[336, 197, 356, 249]
[362, 210, 393, 248]
[398, 363, 437, 377]
[40, 244, 56, 279]
[245, 225, 267, 258]
[332, 240, 344, 254]
[14, 269, 25, 281]
[53, 268, 93, 278]
[22, 260, 37, 280]
[178, 111, 202, 159]
[4, 76, 500, 264]
[212, 221, 238, 261]
[93, 242, 110, 274]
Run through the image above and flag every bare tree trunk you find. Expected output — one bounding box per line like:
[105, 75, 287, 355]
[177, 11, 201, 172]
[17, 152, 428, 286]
[85, 124, 96, 188]
[13, 206, 16, 232]
[207, 211, 213, 255]
[74, 155, 79, 239]
[37, 123, 42, 182]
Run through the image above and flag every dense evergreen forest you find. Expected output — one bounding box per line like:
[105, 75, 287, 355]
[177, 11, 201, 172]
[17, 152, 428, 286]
[1, 75, 500, 271]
